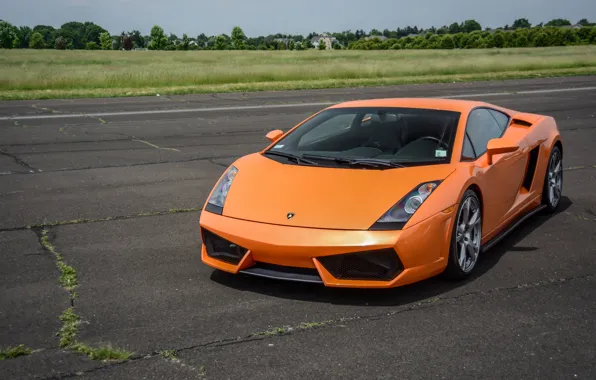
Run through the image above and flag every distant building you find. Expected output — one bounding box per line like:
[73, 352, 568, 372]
[311, 33, 337, 49]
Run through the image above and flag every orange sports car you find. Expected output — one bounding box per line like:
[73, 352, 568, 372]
[199, 98, 563, 288]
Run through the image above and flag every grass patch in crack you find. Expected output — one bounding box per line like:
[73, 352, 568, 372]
[71, 343, 132, 361]
[298, 321, 329, 330]
[40, 229, 78, 298]
[58, 307, 80, 348]
[159, 349, 178, 360]
[260, 327, 288, 336]
[58, 308, 132, 361]
[0, 344, 33, 360]
[43, 232, 132, 362]
[169, 207, 202, 213]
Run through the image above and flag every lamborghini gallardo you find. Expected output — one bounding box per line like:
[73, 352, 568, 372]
[199, 98, 563, 288]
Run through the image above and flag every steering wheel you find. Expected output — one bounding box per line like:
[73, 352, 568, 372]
[418, 136, 449, 149]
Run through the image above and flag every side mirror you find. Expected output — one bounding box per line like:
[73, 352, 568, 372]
[266, 129, 283, 143]
[486, 138, 519, 165]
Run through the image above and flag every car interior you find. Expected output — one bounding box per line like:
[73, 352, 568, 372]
[295, 110, 457, 162]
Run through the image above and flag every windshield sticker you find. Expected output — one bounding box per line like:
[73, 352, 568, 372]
[435, 149, 447, 158]
[274, 144, 284, 149]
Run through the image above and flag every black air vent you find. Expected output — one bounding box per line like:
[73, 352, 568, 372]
[522, 145, 540, 191]
[512, 118, 533, 127]
[202, 229, 247, 265]
[317, 249, 403, 281]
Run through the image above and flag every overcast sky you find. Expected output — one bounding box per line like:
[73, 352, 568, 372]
[4, 0, 596, 36]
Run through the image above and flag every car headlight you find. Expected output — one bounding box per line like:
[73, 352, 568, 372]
[369, 181, 442, 230]
[205, 166, 238, 214]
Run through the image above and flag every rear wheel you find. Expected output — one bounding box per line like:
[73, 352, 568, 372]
[542, 145, 563, 213]
[443, 189, 482, 280]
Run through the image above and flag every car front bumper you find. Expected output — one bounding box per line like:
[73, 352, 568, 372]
[199, 207, 456, 289]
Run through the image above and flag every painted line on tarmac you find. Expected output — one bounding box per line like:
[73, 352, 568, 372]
[2, 86, 596, 121]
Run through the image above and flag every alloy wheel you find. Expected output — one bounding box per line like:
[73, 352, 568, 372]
[455, 196, 481, 273]
[547, 149, 563, 208]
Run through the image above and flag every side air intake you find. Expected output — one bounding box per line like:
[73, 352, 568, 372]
[511, 118, 533, 127]
[522, 145, 540, 191]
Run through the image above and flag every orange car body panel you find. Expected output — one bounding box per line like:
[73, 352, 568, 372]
[199, 98, 562, 288]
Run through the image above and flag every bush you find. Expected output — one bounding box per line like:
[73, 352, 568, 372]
[55, 37, 67, 50]
[85, 42, 99, 50]
[99, 32, 112, 50]
[29, 32, 45, 49]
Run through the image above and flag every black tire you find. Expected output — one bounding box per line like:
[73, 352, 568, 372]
[443, 189, 482, 281]
[542, 145, 563, 213]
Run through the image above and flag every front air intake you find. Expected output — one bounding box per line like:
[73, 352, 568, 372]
[317, 249, 403, 281]
[202, 229, 247, 265]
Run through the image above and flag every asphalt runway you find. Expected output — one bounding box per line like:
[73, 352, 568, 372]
[1, 76, 595, 379]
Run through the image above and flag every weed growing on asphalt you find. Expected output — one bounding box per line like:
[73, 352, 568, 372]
[260, 327, 287, 336]
[0, 345, 33, 360]
[40, 229, 78, 300]
[159, 350, 178, 360]
[41, 230, 133, 362]
[57, 306, 133, 361]
[71, 343, 132, 361]
[298, 321, 328, 329]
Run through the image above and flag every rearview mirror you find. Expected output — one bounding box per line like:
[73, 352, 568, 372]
[486, 138, 519, 165]
[266, 129, 283, 143]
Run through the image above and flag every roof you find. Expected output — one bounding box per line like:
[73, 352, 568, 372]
[328, 98, 489, 113]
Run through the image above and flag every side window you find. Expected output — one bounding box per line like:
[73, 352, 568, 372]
[462, 133, 476, 160]
[488, 109, 510, 131]
[298, 114, 355, 146]
[465, 108, 503, 157]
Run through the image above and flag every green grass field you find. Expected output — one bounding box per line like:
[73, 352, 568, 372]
[1, 46, 596, 100]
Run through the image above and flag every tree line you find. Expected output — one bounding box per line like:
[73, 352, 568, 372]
[0, 17, 594, 51]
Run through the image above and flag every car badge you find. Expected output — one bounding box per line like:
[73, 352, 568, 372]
[287, 212, 295, 219]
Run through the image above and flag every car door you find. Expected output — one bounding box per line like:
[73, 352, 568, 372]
[462, 108, 528, 235]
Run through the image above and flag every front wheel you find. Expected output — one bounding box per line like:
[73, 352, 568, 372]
[542, 145, 563, 213]
[443, 189, 482, 280]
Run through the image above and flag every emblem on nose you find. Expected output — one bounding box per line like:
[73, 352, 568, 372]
[287, 212, 295, 219]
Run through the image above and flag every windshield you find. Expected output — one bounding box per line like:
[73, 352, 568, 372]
[263, 107, 461, 168]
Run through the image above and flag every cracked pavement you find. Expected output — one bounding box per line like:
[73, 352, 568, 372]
[1, 76, 595, 379]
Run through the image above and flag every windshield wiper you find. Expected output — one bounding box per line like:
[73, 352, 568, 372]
[346, 158, 406, 168]
[263, 151, 319, 166]
[302, 154, 405, 168]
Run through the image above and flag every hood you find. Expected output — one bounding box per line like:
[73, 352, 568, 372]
[221, 153, 455, 230]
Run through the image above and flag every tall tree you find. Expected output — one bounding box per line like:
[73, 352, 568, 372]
[231, 26, 247, 49]
[18, 26, 32, 48]
[181, 33, 190, 50]
[148, 25, 168, 50]
[545, 18, 572, 27]
[461, 20, 482, 33]
[122, 33, 134, 50]
[99, 32, 111, 50]
[0, 21, 20, 48]
[512, 18, 531, 29]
